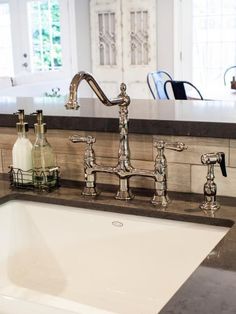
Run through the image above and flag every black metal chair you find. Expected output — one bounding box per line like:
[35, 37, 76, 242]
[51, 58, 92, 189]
[163, 80, 204, 100]
[147, 70, 173, 99]
[223, 66, 236, 86]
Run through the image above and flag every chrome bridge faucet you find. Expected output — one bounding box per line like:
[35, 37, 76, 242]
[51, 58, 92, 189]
[66, 71, 187, 207]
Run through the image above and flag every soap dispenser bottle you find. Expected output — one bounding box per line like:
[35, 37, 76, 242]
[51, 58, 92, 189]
[31, 110, 57, 187]
[12, 109, 33, 183]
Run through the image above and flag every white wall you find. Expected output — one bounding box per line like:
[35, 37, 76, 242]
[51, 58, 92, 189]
[156, 0, 191, 80]
[75, 0, 92, 73]
[174, 0, 193, 81]
[156, 0, 175, 76]
[74, 0, 93, 97]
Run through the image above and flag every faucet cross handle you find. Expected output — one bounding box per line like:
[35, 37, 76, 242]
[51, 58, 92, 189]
[69, 135, 96, 145]
[154, 140, 187, 152]
[165, 142, 186, 151]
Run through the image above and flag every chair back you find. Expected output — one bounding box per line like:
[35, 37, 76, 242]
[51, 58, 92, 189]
[223, 66, 236, 86]
[164, 80, 203, 100]
[147, 70, 173, 99]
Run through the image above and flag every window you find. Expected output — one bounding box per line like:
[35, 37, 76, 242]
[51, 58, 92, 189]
[27, 0, 62, 72]
[192, 0, 236, 90]
[0, 0, 76, 84]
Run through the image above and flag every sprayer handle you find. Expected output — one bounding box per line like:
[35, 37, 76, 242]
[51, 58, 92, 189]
[219, 153, 227, 177]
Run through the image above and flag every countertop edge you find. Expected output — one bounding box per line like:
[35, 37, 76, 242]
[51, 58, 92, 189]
[1, 113, 236, 138]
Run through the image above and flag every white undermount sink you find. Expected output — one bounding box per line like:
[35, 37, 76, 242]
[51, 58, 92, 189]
[0, 200, 229, 314]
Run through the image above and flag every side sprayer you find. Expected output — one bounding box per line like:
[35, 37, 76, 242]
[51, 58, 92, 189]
[200, 152, 227, 212]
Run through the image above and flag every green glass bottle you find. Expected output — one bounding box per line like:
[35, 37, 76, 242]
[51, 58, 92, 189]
[32, 110, 57, 189]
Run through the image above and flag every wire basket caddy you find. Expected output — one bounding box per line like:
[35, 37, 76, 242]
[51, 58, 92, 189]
[9, 166, 60, 192]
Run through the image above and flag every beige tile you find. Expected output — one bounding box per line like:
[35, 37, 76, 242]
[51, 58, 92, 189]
[58, 154, 119, 185]
[45, 129, 86, 154]
[51, 130, 120, 159]
[168, 163, 191, 192]
[130, 160, 191, 192]
[229, 139, 236, 167]
[97, 172, 119, 186]
[89, 132, 120, 159]
[131, 159, 154, 170]
[153, 135, 229, 165]
[129, 134, 153, 161]
[84, 132, 153, 161]
[0, 128, 19, 150]
[191, 165, 235, 197]
[57, 153, 84, 181]
[230, 139, 236, 148]
[130, 160, 156, 189]
[96, 156, 119, 186]
[2, 149, 12, 173]
[130, 175, 156, 190]
[53, 130, 153, 161]
[0, 127, 16, 135]
[0, 128, 34, 150]
[0, 150, 3, 173]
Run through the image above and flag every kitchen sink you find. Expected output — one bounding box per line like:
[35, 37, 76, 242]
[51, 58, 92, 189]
[0, 200, 230, 314]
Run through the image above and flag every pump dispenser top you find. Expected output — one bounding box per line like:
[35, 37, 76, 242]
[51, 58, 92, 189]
[33, 109, 47, 134]
[15, 109, 29, 133]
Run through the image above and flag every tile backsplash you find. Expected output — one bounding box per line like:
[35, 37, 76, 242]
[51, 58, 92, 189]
[0, 127, 234, 197]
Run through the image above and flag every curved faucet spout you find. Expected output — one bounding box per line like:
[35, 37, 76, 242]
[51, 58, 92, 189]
[65, 71, 130, 109]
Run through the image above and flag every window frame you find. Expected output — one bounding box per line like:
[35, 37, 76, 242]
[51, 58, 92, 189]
[0, 0, 14, 76]
[6, 0, 77, 85]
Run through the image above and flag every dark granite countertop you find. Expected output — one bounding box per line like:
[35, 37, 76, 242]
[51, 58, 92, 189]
[1, 96, 236, 138]
[0, 178, 236, 313]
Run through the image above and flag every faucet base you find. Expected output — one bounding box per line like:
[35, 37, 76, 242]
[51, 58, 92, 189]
[114, 177, 134, 200]
[199, 201, 220, 212]
[151, 194, 170, 207]
[115, 189, 134, 200]
[82, 186, 99, 197]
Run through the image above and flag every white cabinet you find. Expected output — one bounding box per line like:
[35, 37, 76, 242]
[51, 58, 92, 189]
[90, 0, 156, 99]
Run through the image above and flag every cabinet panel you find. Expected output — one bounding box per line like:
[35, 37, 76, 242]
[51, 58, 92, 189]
[90, 0, 156, 98]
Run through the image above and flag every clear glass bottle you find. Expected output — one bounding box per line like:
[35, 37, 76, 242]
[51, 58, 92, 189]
[32, 110, 57, 188]
[12, 109, 33, 184]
